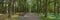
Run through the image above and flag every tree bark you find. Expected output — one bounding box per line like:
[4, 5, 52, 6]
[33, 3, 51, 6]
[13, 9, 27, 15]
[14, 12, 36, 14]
[13, 0, 16, 15]
[1, 0, 4, 14]
[6, 0, 8, 17]
[54, 0, 57, 16]
[8, 0, 13, 18]
[23, 0, 27, 14]
[44, 0, 48, 17]
[37, 0, 41, 13]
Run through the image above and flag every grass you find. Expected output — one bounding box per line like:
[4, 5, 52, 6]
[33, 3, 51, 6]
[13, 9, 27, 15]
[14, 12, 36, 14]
[34, 13, 60, 20]
[0, 13, 60, 20]
[0, 14, 19, 20]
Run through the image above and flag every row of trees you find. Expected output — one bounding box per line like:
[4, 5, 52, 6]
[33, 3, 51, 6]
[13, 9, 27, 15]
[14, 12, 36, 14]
[16, 0, 60, 17]
[0, 0, 60, 18]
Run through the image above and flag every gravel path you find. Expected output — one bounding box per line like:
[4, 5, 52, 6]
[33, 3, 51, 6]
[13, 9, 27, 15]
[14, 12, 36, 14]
[19, 13, 40, 20]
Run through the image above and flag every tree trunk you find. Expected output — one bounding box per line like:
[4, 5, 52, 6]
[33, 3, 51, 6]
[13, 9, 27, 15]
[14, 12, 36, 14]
[23, 0, 27, 14]
[13, 0, 16, 15]
[54, 0, 57, 16]
[6, 0, 8, 17]
[1, 0, 4, 14]
[44, 0, 48, 17]
[8, 0, 13, 18]
[37, 0, 41, 13]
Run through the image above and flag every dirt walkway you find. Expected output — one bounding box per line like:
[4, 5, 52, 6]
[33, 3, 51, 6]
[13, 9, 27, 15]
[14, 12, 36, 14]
[19, 13, 41, 20]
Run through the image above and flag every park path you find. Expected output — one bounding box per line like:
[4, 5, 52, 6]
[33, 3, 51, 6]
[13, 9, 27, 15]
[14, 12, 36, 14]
[19, 13, 41, 20]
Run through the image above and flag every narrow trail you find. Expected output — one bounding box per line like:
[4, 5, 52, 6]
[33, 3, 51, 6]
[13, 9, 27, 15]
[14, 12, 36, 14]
[19, 13, 41, 20]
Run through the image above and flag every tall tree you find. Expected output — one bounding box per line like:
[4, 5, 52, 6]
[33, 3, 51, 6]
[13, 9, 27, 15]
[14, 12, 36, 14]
[37, 0, 41, 13]
[56, 0, 60, 19]
[1, 0, 4, 14]
[22, 0, 27, 15]
[54, 0, 57, 16]
[8, 0, 13, 18]
[57, 0, 60, 15]
[44, 0, 48, 17]
[13, 0, 16, 15]
[6, 0, 8, 17]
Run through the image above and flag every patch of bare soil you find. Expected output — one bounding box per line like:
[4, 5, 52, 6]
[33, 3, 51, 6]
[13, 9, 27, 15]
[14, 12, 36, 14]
[0, 14, 7, 20]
